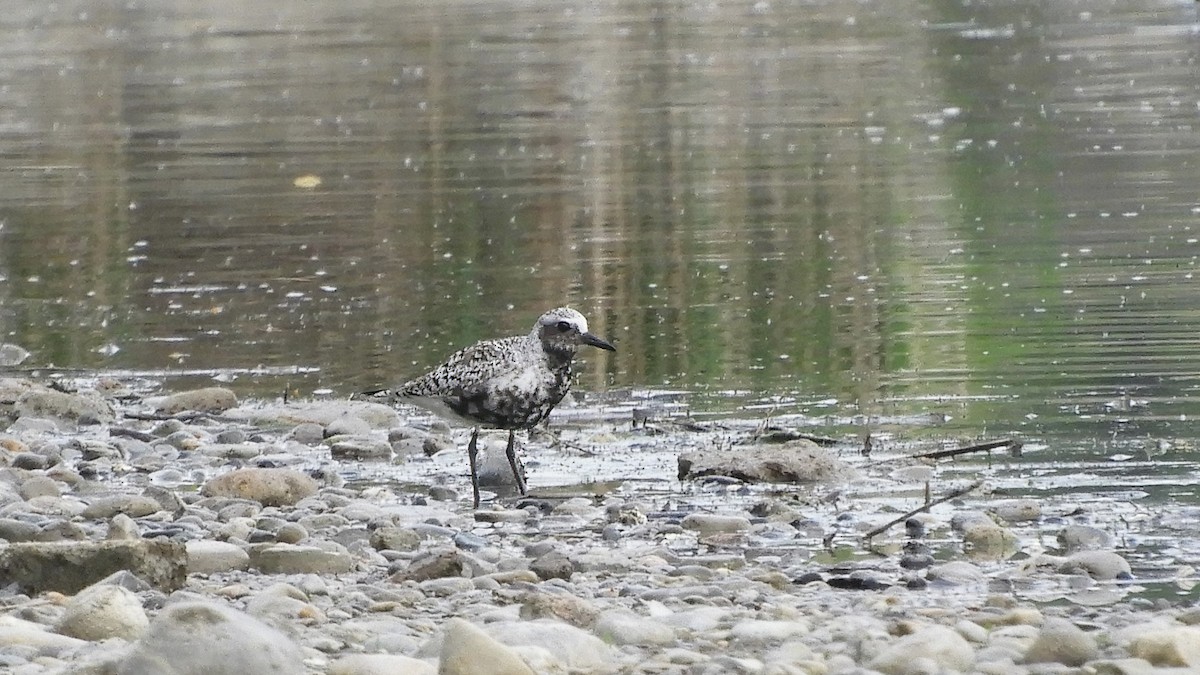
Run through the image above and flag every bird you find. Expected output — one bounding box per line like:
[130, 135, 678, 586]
[358, 307, 616, 507]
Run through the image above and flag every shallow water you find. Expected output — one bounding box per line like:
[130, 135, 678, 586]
[3, 0, 1200, 597]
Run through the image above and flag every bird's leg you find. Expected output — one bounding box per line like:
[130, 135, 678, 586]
[505, 430, 527, 496]
[468, 428, 481, 508]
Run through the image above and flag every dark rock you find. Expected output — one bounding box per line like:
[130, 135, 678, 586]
[530, 550, 575, 581]
[0, 540, 186, 594]
[391, 550, 464, 583]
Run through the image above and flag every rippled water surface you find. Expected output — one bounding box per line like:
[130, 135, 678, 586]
[3, 1, 1200, 583]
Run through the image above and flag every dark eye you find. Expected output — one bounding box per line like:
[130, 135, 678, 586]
[556, 321, 572, 332]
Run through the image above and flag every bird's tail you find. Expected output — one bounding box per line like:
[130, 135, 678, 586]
[350, 388, 402, 405]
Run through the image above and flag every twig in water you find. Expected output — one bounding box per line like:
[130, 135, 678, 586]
[910, 438, 1022, 461]
[863, 479, 984, 540]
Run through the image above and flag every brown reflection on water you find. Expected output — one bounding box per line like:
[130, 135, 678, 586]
[2, 0, 1200, 437]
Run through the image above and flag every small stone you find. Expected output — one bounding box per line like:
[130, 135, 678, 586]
[680, 513, 752, 534]
[155, 387, 238, 414]
[18, 475, 61, 500]
[678, 440, 855, 483]
[530, 550, 575, 581]
[869, 625, 975, 675]
[1060, 550, 1132, 580]
[391, 550, 463, 582]
[329, 437, 393, 460]
[56, 582, 149, 641]
[106, 513, 140, 540]
[0, 540, 185, 594]
[439, 618, 535, 675]
[369, 526, 421, 552]
[202, 468, 319, 507]
[15, 389, 115, 426]
[485, 619, 614, 671]
[989, 499, 1041, 523]
[1126, 625, 1200, 667]
[519, 592, 599, 628]
[1057, 525, 1113, 553]
[81, 495, 163, 520]
[187, 540, 251, 575]
[325, 415, 373, 437]
[926, 561, 987, 586]
[288, 422, 326, 444]
[248, 544, 354, 575]
[1023, 618, 1097, 666]
[327, 653, 436, 675]
[593, 610, 676, 645]
[117, 601, 304, 675]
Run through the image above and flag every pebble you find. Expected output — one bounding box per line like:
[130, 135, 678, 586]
[0, 385, 1191, 675]
[55, 582, 149, 641]
[438, 618, 535, 675]
[1023, 617, 1097, 666]
[118, 601, 305, 674]
[202, 467, 319, 506]
[154, 386, 239, 414]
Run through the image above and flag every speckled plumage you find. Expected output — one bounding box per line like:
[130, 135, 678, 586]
[361, 307, 615, 507]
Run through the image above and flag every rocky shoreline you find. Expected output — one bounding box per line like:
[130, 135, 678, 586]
[0, 377, 1197, 674]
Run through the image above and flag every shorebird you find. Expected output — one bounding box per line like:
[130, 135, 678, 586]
[359, 307, 615, 507]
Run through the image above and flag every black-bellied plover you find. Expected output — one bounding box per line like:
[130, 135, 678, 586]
[359, 307, 615, 507]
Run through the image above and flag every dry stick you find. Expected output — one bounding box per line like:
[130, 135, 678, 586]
[863, 479, 985, 540]
[909, 438, 1021, 461]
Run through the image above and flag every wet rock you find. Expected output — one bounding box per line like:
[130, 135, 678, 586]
[1087, 658, 1160, 675]
[519, 592, 600, 628]
[961, 520, 1019, 557]
[680, 513, 752, 534]
[232, 400, 400, 430]
[1057, 525, 1114, 553]
[1060, 550, 1132, 580]
[530, 549, 575, 581]
[926, 561, 987, 586]
[729, 619, 809, 645]
[154, 387, 238, 414]
[248, 543, 354, 575]
[0, 540, 186, 594]
[288, 422, 325, 444]
[392, 550, 464, 582]
[201, 468, 319, 507]
[15, 389, 115, 426]
[1125, 624, 1200, 667]
[325, 414, 372, 437]
[106, 513, 140, 540]
[17, 475, 60, 500]
[868, 624, 975, 675]
[1023, 617, 1097, 666]
[117, 601, 305, 675]
[328, 653, 437, 675]
[989, 499, 1041, 523]
[0, 615, 87, 655]
[329, 436, 393, 460]
[186, 540, 250, 574]
[369, 525, 421, 552]
[81, 494, 163, 520]
[678, 440, 855, 483]
[486, 619, 613, 671]
[56, 582, 149, 641]
[439, 618, 535, 675]
[0, 517, 40, 542]
[594, 610, 676, 646]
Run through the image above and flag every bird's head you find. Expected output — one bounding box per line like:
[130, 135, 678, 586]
[533, 307, 616, 356]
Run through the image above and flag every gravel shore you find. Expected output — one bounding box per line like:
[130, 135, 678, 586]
[0, 377, 1197, 674]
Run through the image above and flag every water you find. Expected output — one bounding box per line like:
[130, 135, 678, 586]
[3, 1, 1200, 588]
